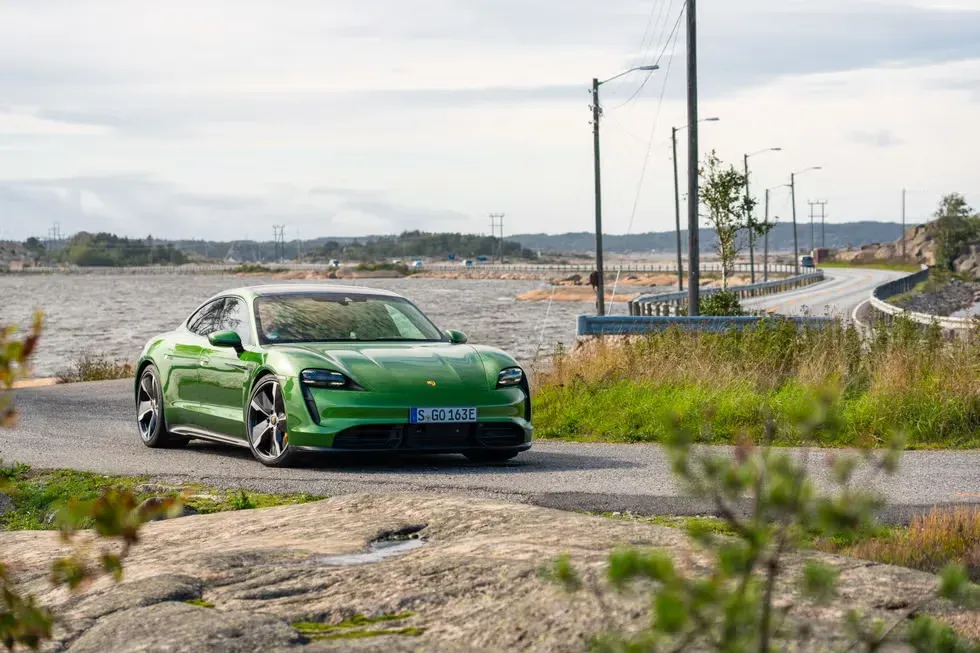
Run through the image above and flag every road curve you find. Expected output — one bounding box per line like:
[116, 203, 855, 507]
[4, 380, 977, 523]
[744, 267, 908, 318]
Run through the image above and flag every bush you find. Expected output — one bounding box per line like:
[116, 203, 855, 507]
[57, 353, 134, 383]
[699, 291, 744, 316]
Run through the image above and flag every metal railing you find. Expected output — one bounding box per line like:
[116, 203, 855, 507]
[868, 266, 976, 331]
[628, 271, 826, 316]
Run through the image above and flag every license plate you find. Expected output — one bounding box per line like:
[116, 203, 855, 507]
[410, 407, 477, 424]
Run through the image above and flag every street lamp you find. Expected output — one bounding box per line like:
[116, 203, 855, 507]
[790, 166, 823, 274]
[743, 148, 782, 283]
[591, 64, 660, 316]
[671, 117, 720, 291]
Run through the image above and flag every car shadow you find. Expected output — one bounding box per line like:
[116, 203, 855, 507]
[182, 441, 641, 473]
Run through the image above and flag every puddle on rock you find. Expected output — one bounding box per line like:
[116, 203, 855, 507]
[311, 524, 428, 566]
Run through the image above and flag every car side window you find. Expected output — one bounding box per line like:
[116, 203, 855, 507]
[220, 298, 253, 345]
[187, 299, 226, 336]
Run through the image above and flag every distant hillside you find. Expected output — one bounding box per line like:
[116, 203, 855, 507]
[509, 221, 906, 254]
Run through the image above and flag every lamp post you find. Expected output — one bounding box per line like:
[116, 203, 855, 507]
[743, 148, 781, 283]
[671, 117, 720, 291]
[789, 166, 822, 274]
[591, 64, 660, 315]
[762, 184, 789, 282]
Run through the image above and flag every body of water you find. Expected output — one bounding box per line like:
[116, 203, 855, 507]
[1, 274, 641, 376]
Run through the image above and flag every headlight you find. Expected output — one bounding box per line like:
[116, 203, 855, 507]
[301, 369, 351, 389]
[497, 367, 524, 388]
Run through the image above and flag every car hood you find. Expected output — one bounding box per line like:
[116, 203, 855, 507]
[278, 342, 492, 392]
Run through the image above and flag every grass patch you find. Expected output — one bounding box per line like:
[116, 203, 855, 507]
[57, 352, 134, 383]
[0, 462, 323, 531]
[184, 598, 215, 608]
[599, 508, 979, 580]
[293, 613, 421, 641]
[532, 318, 980, 447]
[229, 263, 286, 274]
[819, 259, 922, 273]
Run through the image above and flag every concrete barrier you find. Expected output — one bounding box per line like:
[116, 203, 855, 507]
[577, 315, 836, 336]
[867, 266, 977, 332]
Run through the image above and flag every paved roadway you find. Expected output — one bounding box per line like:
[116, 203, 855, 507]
[4, 380, 977, 524]
[743, 266, 908, 319]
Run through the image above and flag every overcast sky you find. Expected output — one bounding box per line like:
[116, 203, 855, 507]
[1, 0, 979, 241]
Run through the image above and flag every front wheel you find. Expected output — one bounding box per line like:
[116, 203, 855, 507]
[246, 376, 300, 467]
[136, 365, 188, 448]
[464, 449, 521, 464]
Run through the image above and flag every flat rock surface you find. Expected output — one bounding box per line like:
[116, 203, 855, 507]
[1, 494, 975, 652]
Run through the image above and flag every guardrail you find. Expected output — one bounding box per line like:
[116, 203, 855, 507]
[627, 271, 825, 316]
[867, 266, 977, 331]
[11, 261, 799, 275]
[578, 315, 836, 336]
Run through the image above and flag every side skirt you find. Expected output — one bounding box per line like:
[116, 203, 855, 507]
[169, 426, 250, 449]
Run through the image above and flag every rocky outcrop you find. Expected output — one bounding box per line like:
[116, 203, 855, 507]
[0, 494, 973, 652]
[955, 244, 980, 278]
[894, 277, 980, 316]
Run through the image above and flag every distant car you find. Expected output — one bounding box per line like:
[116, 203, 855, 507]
[411, 260, 423, 269]
[134, 285, 532, 467]
[800, 255, 815, 269]
[327, 259, 340, 268]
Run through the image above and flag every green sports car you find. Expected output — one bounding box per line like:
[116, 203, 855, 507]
[134, 284, 532, 467]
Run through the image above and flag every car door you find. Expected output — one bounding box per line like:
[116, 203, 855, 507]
[196, 296, 256, 438]
[165, 298, 226, 426]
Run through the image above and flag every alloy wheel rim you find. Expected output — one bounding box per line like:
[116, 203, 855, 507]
[136, 372, 160, 441]
[248, 380, 288, 460]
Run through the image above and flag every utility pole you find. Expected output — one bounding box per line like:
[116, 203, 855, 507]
[591, 77, 607, 315]
[901, 188, 907, 259]
[764, 189, 770, 282]
[272, 225, 286, 263]
[685, 0, 701, 315]
[672, 127, 683, 291]
[790, 174, 800, 275]
[489, 213, 505, 263]
[819, 201, 827, 249]
[743, 154, 756, 284]
[807, 200, 827, 253]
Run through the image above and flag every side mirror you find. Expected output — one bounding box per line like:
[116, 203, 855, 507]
[445, 329, 468, 345]
[208, 330, 243, 351]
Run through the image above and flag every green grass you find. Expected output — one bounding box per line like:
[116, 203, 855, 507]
[293, 613, 421, 641]
[0, 463, 323, 531]
[185, 598, 215, 608]
[819, 260, 922, 273]
[532, 318, 980, 448]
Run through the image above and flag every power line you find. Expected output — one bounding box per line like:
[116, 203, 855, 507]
[610, 3, 685, 111]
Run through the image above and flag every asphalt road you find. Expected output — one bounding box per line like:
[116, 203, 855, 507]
[744, 266, 908, 318]
[4, 380, 977, 523]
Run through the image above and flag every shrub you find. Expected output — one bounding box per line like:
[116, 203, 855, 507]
[699, 291, 744, 316]
[57, 353, 134, 383]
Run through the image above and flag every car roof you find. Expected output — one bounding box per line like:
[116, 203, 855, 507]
[215, 284, 405, 301]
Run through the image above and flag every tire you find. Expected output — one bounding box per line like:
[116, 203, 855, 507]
[136, 365, 189, 448]
[464, 449, 521, 463]
[246, 375, 300, 467]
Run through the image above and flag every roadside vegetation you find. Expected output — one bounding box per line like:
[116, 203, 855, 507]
[603, 506, 980, 582]
[353, 262, 415, 274]
[57, 352, 134, 383]
[229, 263, 287, 274]
[819, 259, 922, 273]
[533, 317, 980, 447]
[548, 391, 979, 652]
[0, 463, 322, 531]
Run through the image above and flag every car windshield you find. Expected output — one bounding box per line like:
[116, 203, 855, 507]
[254, 293, 445, 344]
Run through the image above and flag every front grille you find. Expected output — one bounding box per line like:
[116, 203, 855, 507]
[476, 423, 526, 448]
[330, 422, 525, 451]
[332, 426, 402, 450]
[402, 424, 473, 450]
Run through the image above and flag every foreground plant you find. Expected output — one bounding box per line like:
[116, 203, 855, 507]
[549, 391, 979, 652]
[1, 315, 178, 651]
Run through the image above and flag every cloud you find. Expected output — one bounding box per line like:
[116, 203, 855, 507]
[850, 129, 905, 148]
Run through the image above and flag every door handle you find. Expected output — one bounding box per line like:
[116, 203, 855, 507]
[164, 353, 174, 360]
[200, 357, 210, 366]
[228, 363, 249, 371]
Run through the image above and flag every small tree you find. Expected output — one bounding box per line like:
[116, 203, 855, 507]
[699, 151, 756, 289]
[933, 193, 980, 271]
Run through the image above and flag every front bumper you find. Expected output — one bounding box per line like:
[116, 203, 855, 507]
[280, 377, 533, 452]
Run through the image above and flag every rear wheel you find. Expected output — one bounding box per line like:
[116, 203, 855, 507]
[136, 365, 188, 448]
[464, 449, 521, 463]
[246, 376, 300, 467]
